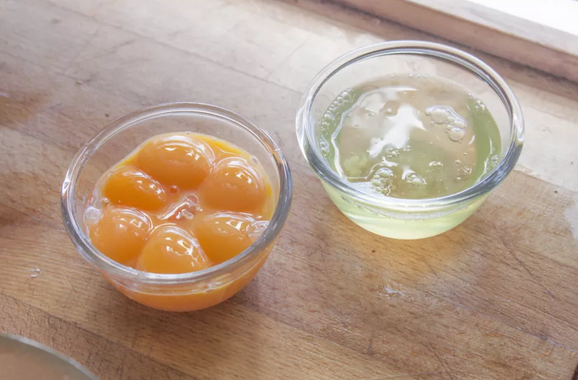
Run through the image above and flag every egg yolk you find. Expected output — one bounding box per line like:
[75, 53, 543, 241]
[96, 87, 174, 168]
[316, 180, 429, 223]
[89, 207, 153, 265]
[137, 226, 211, 274]
[199, 157, 266, 212]
[193, 212, 266, 264]
[104, 166, 167, 211]
[88, 133, 275, 284]
[137, 134, 214, 189]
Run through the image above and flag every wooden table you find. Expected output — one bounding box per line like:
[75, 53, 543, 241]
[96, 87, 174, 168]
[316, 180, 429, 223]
[1, 0, 577, 379]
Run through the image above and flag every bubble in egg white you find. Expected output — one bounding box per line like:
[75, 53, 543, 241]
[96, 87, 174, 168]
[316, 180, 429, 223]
[429, 107, 450, 124]
[405, 173, 426, 186]
[385, 148, 400, 159]
[375, 167, 394, 178]
[447, 125, 466, 142]
[457, 166, 473, 176]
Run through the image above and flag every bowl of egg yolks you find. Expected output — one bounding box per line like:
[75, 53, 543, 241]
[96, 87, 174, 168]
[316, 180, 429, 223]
[62, 103, 292, 312]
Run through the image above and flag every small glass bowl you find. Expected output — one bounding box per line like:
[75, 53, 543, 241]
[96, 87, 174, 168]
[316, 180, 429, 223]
[297, 41, 524, 239]
[62, 103, 292, 311]
[0, 333, 98, 379]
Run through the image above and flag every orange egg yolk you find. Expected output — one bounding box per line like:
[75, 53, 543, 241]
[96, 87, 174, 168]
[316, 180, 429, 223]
[137, 226, 211, 274]
[88, 133, 274, 277]
[193, 212, 267, 264]
[89, 207, 153, 265]
[136, 134, 214, 189]
[104, 166, 167, 211]
[199, 157, 266, 213]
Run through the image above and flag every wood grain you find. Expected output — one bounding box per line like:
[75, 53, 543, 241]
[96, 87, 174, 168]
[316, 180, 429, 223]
[0, 0, 578, 379]
[0, 294, 198, 380]
[331, 0, 578, 83]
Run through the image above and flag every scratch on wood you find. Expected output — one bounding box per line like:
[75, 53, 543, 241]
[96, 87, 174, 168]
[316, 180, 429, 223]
[427, 343, 456, 380]
[89, 0, 120, 18]
[542, 345, 554, 357]
[361, 372, 441, 380]
[268, 36, 310, 75]
[63, 25, 102, 72]
[501, 236, 555, 301]
[63, 274, 76, 293]
[423, 261, 439, 279]
[509, 249, 555, 301]
[367, 332, 375, 355]
[80, 38, 139, 65]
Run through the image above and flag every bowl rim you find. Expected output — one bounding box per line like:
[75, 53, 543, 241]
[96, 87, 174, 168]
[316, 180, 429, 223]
[296, 40, 525, 210]
[61, 102, 292, 286]
[0, 333, 99, 379]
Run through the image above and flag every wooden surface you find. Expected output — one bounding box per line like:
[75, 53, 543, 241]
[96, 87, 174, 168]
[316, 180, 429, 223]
[1, 0, 578, 379]
[332, 0, 578, 83]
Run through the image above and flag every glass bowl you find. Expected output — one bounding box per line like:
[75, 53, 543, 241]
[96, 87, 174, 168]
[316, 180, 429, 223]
[296, 41, 524, 239]
[62, 103, 292, 311]
[0, 333, 98, 379]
